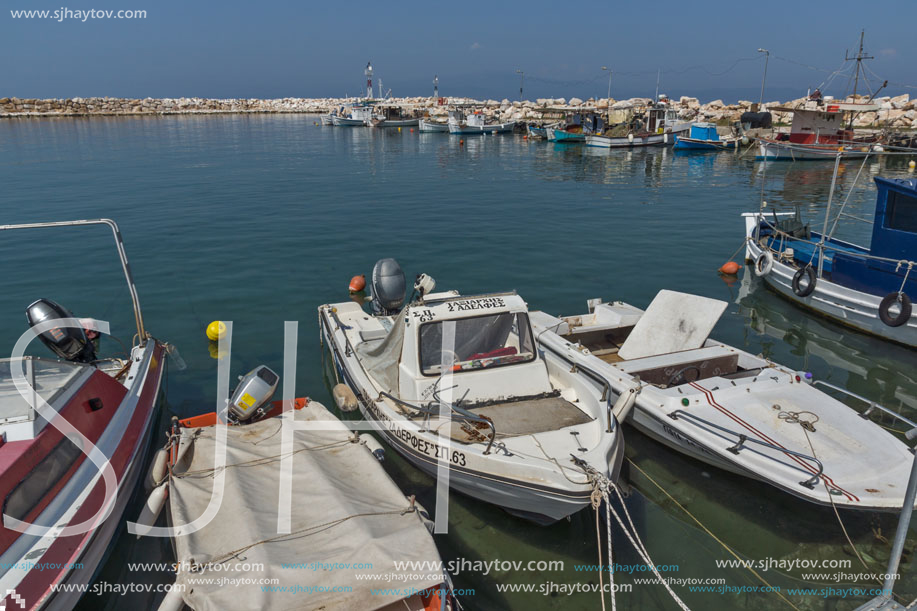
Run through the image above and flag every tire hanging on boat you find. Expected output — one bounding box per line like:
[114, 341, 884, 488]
[792, 266, 817, 297]
[878, 292, 913, 327]
[754, 251, 774, 277]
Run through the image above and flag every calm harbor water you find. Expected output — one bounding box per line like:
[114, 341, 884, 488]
[2, 115, 917, 610]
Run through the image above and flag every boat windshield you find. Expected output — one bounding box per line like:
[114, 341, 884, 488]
[0, 358, 89, 424]
[419, 312, 535, 376]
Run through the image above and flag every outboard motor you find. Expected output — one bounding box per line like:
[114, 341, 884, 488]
[228, 365, 279, 422]
[25, 298, 97, 363]
[370, 258, 406, 315]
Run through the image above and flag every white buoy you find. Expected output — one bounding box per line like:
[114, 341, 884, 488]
[135, 483, 168, 538]
[627, 133, 634, 143]
[332, 383, 359, 412]
[146, 447, 169, 492]
[157, 584, 184, 611]
[359, 434, 385, 461]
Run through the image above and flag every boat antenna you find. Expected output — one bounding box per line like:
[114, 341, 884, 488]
[655, 69, 661, 102]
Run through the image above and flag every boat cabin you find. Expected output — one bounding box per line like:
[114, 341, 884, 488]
[688, 123, 719, 141]
[769, 100, 879, 145]
[349, 102, 376, 122]
[645, 102, 680, 134]
[358, 292, 553, 404]
[830, 177, 917, 296]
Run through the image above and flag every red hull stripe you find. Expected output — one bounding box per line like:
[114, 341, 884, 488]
[688, 381, 858, 503]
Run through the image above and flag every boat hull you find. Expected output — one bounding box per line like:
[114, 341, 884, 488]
[756, 138, 880, 160]
[546, 128, 585, 143]
[743, 225, 917, 347]
[586, 124, 689, 148]
[370, 118, 420, 128]
[673, 136, 737, 150]
[331, 115, 366, 127]
[320, 114, 334, 126]
[448, 121, 516, 135]
[418, 119, 449, 132]
[0, 342, 165, 611]
[527, 125, 547, 139]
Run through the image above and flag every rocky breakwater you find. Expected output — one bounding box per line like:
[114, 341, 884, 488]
[2, 94, 915, 129]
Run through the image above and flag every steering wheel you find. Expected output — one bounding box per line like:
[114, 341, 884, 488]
[439, 349, 460, 369]
[667, 366, 701, 387]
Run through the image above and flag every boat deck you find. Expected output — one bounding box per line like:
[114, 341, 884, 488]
[447, 395, 592, 443]
[766, 233, 867, 273]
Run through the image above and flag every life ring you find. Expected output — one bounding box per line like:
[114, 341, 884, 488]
[878, 292, 913, 327]
[792, 266, 817, 297]
[754, 251, 774, 277]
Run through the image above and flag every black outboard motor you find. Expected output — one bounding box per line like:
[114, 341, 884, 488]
[740, 111, 772, 129]
[370, 258, 406, 315]
[25, 299, 97, 363]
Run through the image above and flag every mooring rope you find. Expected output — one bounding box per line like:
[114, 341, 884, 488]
[581, 463, 691, 611]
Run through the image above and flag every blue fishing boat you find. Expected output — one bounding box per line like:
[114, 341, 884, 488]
[744, 171, 917, 347]
[673, 122, 739, 150]
[527, 125, 547, 139]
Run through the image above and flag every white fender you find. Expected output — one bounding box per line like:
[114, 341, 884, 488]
[157, 584, 184, 611]
[146, 447, 169, 492]
[360, 434, 385, 461]
[135, 482, 168, 538]
[627, 133, 634, 143]
[612, 386, 641, 421]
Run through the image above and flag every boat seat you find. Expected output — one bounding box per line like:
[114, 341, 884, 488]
[447, 395, 592, 444]
[613, 345, 740, 387]
[359, 328, 388, 342]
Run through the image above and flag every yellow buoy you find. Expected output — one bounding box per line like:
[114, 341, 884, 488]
[909, 160, 916, 171]
[206, 320, 227, 341]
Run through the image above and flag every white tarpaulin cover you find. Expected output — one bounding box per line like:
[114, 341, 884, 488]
[168, 401, 443, 611]
[617, 290, 728, 360]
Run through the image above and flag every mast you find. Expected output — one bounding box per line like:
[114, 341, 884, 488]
[844, 31, 874, 129]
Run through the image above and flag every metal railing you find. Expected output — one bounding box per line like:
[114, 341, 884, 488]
[813, 380, 917, 439]
[668, 409, 824, 489]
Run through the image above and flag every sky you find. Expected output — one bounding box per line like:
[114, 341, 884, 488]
[2, 0, 916, 103]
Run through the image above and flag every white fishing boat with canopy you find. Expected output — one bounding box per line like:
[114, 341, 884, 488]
[531, 289, 917, 511]
[319, 259, 625, 524]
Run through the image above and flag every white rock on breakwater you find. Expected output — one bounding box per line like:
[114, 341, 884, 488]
[1, 94, 915, 128]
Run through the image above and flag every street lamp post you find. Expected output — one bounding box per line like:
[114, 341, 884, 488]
[516, 69, 524, 101]
[602, 66, 612, 101]
[757, 48, 769, 107]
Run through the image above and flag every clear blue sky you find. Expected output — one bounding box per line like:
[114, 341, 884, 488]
[3, 0, 915, 102]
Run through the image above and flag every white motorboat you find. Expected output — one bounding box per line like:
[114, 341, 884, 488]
[145, 365, 453, 611]
[419, 118, 449, 133]
[331, 103, 375, 127]
[530, 289, 917, 511]
[319, 259, 624, 524]
[447, 109, 515, 135]
[0, 220, 170, 610]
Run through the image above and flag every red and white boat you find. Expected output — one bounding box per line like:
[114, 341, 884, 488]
[0, 219, 168, 610]
[756, 98, 883, 160]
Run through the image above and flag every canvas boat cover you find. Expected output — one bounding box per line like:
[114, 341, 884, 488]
[356, 312, 406, 393]
[168, 401, 443, 610]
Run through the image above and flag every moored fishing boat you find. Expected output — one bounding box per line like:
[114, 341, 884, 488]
[0, 219, 170, 611]
[743, 170, 917, 347]
[418, 118, 449, 132]
[144, 362, 453, 611]
[447, 109, 515, 135]
[585, 98, 689, 148]
[319, 260, 625, 524]
[320, 112, 335, 126]
[331, 102, 375, 127]
[526, 124, 548, 139]
[545, 109, 595, 143]
[673, 122, 741, 150]
[755, 98, 883, 160]
[368, 103, 420, 128]
[530, 290, 917, 510]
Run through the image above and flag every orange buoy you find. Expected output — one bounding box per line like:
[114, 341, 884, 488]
[349, 274, 366, 292]
[523, 134, 528, 140]
[459, 139, 464, 146]
[410, 128, 414, 133]
[719, 261, 741, 275]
